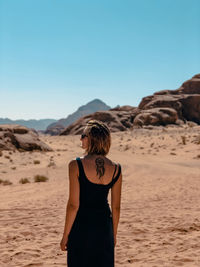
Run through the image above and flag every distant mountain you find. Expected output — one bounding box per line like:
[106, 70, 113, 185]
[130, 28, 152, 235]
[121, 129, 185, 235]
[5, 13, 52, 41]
[45, 99, 111, 135]
[0, 118, 57, 131]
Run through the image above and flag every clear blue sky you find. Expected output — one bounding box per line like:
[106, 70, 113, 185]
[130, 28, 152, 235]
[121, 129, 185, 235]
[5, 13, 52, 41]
[0, 0, 199, 120]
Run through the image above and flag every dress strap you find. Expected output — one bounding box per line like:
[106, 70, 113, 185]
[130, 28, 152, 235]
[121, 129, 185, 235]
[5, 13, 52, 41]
[76, 157, 84, 177]
[112, 164, 117, 181]
[111, 164, 121, 187]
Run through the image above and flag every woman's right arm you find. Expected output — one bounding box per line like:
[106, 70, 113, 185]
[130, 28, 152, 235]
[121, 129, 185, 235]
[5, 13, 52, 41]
[111, 166, 122, 247]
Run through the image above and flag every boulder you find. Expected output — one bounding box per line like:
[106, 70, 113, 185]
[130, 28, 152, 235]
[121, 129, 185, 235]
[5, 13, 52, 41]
[133, 107, 178, 127]
[136, 74, 200, 125]
[45, 124, 65, 136]
[0, 124, 52, 151]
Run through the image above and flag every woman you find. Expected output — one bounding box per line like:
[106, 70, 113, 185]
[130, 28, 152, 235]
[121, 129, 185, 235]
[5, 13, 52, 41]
[60, 119, 122, 267]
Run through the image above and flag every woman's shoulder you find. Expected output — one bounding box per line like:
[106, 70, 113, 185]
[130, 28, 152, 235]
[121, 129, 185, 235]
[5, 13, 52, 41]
[68, 156, 82, 163]
[68, 158, 79, 168]
[105, 157, 121, 169]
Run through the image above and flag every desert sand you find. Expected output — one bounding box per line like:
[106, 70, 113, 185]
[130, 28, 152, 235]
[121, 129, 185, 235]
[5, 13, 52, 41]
[0, 124, 200, 267]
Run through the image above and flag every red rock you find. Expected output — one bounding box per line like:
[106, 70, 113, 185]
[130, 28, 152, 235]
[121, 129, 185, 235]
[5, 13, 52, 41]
[0, 125, 52, 151]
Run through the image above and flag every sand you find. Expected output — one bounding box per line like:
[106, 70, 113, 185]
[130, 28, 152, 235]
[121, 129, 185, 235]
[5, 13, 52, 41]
[0, 124, 200, 267]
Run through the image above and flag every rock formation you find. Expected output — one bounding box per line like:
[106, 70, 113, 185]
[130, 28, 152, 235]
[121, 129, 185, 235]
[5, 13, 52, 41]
[135, 73, 200, 126]
[54, 74, 200, 135]
[0, 125, 52, 151]
[60, 106, 138, 135]
[45, 124, 65, 136]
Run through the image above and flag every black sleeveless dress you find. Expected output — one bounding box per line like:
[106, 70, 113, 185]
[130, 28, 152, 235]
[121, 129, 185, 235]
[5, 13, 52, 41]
[67, 157, 121, 267]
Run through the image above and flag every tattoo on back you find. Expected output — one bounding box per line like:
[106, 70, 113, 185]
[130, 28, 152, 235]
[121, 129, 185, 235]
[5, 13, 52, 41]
[95, 157, 105, 179]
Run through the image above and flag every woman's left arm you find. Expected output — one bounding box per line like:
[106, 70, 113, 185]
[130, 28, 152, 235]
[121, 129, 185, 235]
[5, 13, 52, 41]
[60, 160, 80, 251]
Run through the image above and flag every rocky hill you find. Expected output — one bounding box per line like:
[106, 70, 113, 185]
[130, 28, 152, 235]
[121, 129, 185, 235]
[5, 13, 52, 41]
[60, 106, 137, 135]
[134, 73, 200, 126]
[60, 74, 200, 135]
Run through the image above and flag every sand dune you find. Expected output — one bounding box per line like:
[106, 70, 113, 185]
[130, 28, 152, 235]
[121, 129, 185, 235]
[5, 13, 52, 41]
[0, 125, 200, 267]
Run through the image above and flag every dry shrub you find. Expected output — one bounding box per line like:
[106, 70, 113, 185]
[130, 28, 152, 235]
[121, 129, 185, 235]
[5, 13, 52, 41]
[18, 148, 26, 152]
[170, 152, 176, 155]
[0, 151, 2, 157]
[33, 160, 40, 164]
[1, 179, 12, 185]
[47, 160, 56, 167]
[187, 121, 197, 127]
[123, 144, 130, 151]
[34, 175, 48, 182]
[19, 178, 30, 184]
[195, 135, 200, 145]
[181, 136, 186, 145]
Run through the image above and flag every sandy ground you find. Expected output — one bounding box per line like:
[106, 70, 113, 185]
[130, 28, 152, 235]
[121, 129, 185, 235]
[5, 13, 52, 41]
[0, 124, 200, 267]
